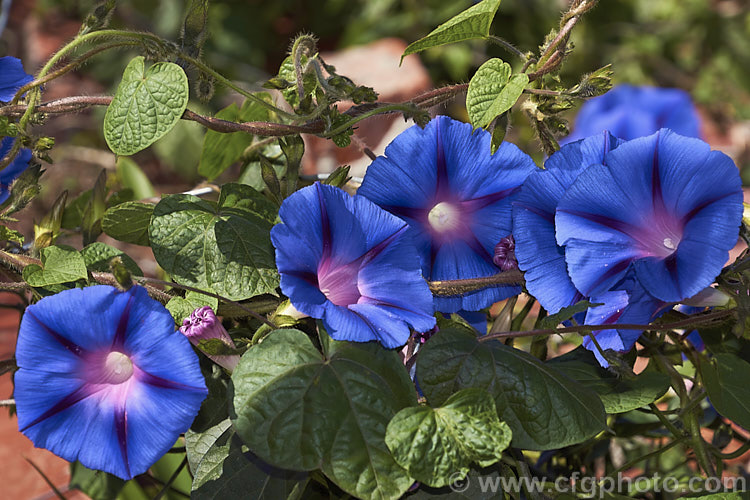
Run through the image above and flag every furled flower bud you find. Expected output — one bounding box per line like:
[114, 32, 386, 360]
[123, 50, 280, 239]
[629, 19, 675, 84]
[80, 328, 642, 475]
[681, 287, 731, 308]
[180, 306, 239, 372]
[493, 235, 518, 271]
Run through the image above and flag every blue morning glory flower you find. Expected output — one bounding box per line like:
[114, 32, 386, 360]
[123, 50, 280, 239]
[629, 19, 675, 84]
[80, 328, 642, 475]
[563, 84, 701, 144]
[357, 116, 537, 312]
[556, 129, 743, 303]
[513, 131, 623, 314]
[271, 182, 436, 348]
[0, 56, 33, 102]
[0, 136, 32, 203]
[15, 285, 208, 480]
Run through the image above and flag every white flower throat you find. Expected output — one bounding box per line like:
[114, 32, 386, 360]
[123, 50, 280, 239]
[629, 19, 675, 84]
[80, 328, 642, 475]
[428, 202, 460, 233]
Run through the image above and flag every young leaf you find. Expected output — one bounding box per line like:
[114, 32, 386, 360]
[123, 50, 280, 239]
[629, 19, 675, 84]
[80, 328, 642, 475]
[22, 245, 88, 287]
[277, 55, 318, 108]
[385, 388, 511, 488]
[186, 419, 232, 474]
[466, 58, 528, 129]
[103, 56, 189, 156]
[101, 201, 154, 246]
[80, 242, 143, 276]
[417, 318, 606, 450]
[401, 0, 502, 62]
[231, 328, 416, 500]
[149, 184, 279, 300]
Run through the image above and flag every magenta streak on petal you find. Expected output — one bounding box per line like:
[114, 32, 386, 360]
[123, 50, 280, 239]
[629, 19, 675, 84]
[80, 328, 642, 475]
[459, 186, 521, 213]
[135, 367, 206, 392]
[680, 191, 738, 225]
[434, 118, 450, 201]
[512, 201, 555, 224]
[464, 232, 496, 266]
[284, 269, 319, 286]
[428, 241, 441, 278]
[376, 204, 427, 222]
[19, 384, 101, 432]
[360, 224, 408, 266]
[601, 130, 613, 161]
[349, 308, 385, 341]
[665, 253, 681, 297]
[583, 258, 633, 297]
[559, 209, 642, 241]
[112, 289, 136, 350]
[604, 309, 624, 325]
[651, 132, 667, 216]
[114, 404, 131, 479]
[26, 310, 86, 357]
[315, 183, 332, 262]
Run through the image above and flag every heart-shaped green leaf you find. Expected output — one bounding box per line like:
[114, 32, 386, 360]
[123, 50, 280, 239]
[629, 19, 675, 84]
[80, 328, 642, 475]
[467, 58, 528, 129]
[232, 328, 417, 500]
[104, 56, 189, 156]
[385, 388, 511, 487]
[22, 245, 88, 287]
[417, 318, 606, 450]
[149, 183, 278, 300]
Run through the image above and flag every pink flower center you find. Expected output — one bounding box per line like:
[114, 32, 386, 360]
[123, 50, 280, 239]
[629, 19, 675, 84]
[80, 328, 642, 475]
[636, 210, 683, 259]
[101, 351, 134, 385]
[318, 260, 361, 306]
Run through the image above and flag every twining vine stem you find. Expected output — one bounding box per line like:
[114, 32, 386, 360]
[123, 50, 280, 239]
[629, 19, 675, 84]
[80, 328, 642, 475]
[479, 308, 733, 342]
[0, 250, 277, 328]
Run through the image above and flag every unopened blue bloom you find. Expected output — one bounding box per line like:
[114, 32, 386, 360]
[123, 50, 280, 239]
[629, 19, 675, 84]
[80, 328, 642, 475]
[564, 85, 701, 144]
[15, 285, 208, 480]
[513, 132, 623, 314]
[556, 129, 743, 303]
[271, 182, 435, 348]
[358, 116, 537, 312]
[0, 56, 33, 102]
[0, 136, 32, 203]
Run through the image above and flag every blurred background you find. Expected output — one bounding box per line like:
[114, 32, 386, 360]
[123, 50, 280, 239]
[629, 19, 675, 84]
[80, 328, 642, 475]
[1, 0, 750, 497]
